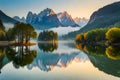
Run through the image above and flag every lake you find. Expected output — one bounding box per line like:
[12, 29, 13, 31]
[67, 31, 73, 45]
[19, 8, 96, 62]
[0, 41, 120, 80]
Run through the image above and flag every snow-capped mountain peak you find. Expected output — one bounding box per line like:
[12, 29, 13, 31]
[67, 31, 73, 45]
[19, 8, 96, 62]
[74, 17, 89, 27]
[25, 8, 80, 29]
[26, 8, 61, 29]
[57, 11, 79, 27]
[38, 8, 55, 17]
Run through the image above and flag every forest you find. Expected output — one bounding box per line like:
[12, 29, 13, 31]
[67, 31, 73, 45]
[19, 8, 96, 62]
[75, 27, 120, 45]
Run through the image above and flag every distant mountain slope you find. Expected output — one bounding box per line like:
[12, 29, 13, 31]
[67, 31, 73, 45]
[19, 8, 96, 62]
[63, 1, 120, 39]
[13, 16, 26, 23]
[0, 10, 17, 24]
[57, 11, 79, 27]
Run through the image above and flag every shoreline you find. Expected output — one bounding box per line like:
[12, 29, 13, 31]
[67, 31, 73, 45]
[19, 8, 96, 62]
[0, 41, 36, 46]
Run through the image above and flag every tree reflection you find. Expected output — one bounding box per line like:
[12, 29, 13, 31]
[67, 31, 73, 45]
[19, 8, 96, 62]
[75, 43, 84, 50]
[0, 47, 5, 73]
[84, 45, 106, 56]
[106, 46, 120, 60]
[38, 42, 58, 52]
[6, 46, 37, 68]
[76, 43, 106, 56]
[76, 43, 120, 60]
[75, 43, 120, 77]
[0, 54, 4, 73]
[0, 47, 5, 56]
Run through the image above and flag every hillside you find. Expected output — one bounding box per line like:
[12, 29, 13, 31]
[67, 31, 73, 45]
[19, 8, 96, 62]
[62, 1, 120, 39]
[0, 10, 17, 24]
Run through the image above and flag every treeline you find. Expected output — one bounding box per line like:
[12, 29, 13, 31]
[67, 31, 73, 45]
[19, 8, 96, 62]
[0, 20, 37, 44]
[75, 27, 120, 45]
[38, 30, 58, 41]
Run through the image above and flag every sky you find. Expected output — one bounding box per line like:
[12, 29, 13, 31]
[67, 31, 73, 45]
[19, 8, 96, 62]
[0, 0, 119, 19]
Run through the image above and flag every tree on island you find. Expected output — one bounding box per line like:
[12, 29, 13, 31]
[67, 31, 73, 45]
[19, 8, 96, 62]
[14, 22, 37, 44]
[38, 30, 58, 41]
[0, 20, 6, 41]
[0, 29, 6, 41]
[0, 21, 37, 45]
[6, 28, 16, 41]
[0, 20, 5, 31]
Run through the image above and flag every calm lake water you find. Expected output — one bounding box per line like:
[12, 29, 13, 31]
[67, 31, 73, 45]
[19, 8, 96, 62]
[0, 41, 120, 80]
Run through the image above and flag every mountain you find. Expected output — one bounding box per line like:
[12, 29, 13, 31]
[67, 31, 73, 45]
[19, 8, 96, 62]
[0, 10, 17, 24]
[13, 16, 26, 23]
[26, 8, 61, 29]
[57, 11, 79, 27]
[74, 17, 88, 27]
[26, 8, 80, 29]
[62, 1, 120, 39]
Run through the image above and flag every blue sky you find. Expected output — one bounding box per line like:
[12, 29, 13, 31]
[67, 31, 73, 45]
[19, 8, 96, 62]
[0, 0, 119, 18]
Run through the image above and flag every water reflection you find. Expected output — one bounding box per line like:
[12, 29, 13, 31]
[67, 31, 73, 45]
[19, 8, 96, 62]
[0, 42, 88, 73]
[0, 46, 37, 73]
[0, 41, 120, 80]
[76, 43, 120, 60]
[106, 46, 120, 60]
[27, 52, 79, 72]
[38, 42, 58, 52]
[9, 46, 37, 68]
[88, 54, 120, 77]
[76, 43, 120, 77]
[28, 42, 88, 72]
[0, 47, 11, 74]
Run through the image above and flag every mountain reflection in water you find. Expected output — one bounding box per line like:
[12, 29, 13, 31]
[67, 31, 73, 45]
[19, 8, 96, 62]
[28, 42, 88, 72]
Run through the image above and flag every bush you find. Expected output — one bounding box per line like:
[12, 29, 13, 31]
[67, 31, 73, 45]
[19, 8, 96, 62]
[0, 29, 6, 41]
[106, 27, 120, 43]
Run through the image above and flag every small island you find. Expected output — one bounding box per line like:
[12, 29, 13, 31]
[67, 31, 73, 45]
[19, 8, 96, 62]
[0, 20, 37, 46]
[38, 30, 58, 42]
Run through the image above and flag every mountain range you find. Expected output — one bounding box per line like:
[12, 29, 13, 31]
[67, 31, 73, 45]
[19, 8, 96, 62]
[63, 1, 120, 39]
[0, 8, 88, 30]
[26, 8, 61, 29]
[26, 8, 80, 29]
